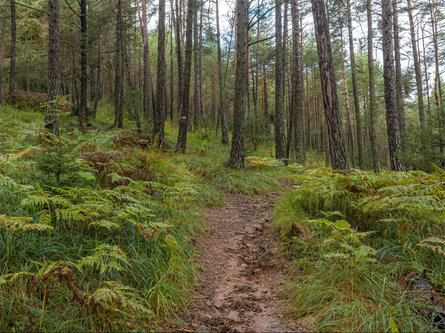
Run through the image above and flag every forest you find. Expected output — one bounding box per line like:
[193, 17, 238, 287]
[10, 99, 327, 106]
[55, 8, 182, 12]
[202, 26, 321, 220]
[0, 0, 444, 331]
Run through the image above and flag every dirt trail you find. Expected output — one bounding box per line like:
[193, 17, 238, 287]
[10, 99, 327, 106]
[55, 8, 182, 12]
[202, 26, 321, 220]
[166, 191, 303, 332]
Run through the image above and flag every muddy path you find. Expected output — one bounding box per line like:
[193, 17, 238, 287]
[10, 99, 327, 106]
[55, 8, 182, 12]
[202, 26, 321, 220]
[164, 191, 303, 332]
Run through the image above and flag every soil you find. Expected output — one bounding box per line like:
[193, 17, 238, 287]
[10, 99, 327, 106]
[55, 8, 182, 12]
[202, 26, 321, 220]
[163, 191, 305, 332]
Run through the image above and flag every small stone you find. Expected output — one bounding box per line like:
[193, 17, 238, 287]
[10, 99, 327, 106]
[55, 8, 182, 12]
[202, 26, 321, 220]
[197, 325, 210, 333]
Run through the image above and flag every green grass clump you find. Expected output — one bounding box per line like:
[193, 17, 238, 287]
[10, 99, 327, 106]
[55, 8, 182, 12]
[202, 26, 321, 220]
[274, 168, 445, 332]
[0, 105, 224, 332]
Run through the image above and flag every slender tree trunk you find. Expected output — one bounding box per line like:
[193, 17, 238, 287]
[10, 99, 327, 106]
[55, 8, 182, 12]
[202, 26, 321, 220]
[393, 0, 406, 140]
[79, 0, 88, 127]
[291, 0, 305, 164]
[340, 31, 355, 168]
[382, 0, 405, 171]
[94, 28, 102, 112]
[275, 0, 287, 160]
[170, 14, 174, 121]
[114, 0, 124, 128]
[346, 0, 364, 169]
[216, 0, 229, 144]
[311, 0, 348, 169]
[0, 27, 4, 105]
[46, 0, 60, 136]
[407, 0, 425, 129]
[367, 0, 379, 174]
[193, 4, 200, 130]
[262, 64, 269, 128]
[172, 0, 183, 113]
[176, 0, 195, 152]
[140, 0, 155, 122]
[199, 5, 204, 122]
[154, 0, 167, 143]
[421, 25, 431, 128]
[9, 0, 16, 104]
[229, 0, 249, 168]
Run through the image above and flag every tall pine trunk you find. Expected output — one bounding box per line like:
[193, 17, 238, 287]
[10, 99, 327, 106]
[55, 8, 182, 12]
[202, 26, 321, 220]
[346, 0, 364, 169]
[79, 0, 88, 127]
[393, 0, 406, 139]
[407, 0, 426, 130]
[114, 0, 124, 128]
[291, 0, 305, 164]
[382, 0, 405, 171]
[311, 0, 348, 170]
[367, 0, 379, 174]
[229, 0, 249, 168]
[193, 5, 200, 130]
[154, 0, 167, 144]
[140, 0, 154, 122]
[9, 0, 16, 104]
[216, 0, 229, 144]
[176, 0, 195, 152]
[46, 0, 60, 136]
[275, 0, 287, 160]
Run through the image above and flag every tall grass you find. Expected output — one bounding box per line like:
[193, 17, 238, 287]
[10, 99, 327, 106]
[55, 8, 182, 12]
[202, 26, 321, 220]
[274, 168, 445, 332]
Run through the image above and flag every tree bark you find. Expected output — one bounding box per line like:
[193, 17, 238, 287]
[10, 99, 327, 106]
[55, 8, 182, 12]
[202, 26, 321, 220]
[171, 0, 183, 113]
[114, 0, 124, 128]
[346, 0, 364, 169]
[367, 0, 379, 174]
[291, 0, 305, 164]
[311, 0, 348, 170]
[382, 0, 405, 171]
[154, 0, 167, 144]
[393, 0, 406, 139]
[229, 0, 249, 168]
[275, 0, 287, 160]
[0, 27, 4, 105]
[79, 0, 88, 127]
[176, 0, 195, 152]
[46, 0, 60, 136]
[340, 31, 355, 168]
[407, 0, 425, 130]
[193, 4, 200, 130]
[9, 0, 16, 104]
[216, 0, 229, 144]
[140, 0, 155, 122]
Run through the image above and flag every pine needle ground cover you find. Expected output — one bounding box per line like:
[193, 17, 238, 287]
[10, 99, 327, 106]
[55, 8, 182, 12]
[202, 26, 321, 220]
[274, 168, 445, 332]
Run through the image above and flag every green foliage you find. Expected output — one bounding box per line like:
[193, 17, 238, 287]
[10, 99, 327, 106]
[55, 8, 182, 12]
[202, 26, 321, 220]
[274, 168, 445, 332]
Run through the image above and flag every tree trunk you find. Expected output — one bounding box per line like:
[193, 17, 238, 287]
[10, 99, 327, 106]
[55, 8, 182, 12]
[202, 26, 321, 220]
[407, 0, 425, 130]
[79, 0, 88, 127]
[199, 5, 204, 122]
[393, 0, 406, 139]
[291, 0, 305, 164]
[140, 0, 155, 122]
[421, 25, 431, 128]
[154, 0, 167, 144]
[311, 0, 349, 170]
[193, 4, 200, 130]
[171, 0, 183, 113]
[170, 14, 174, 121]
[114, 0, 124, 128]
[216, 0, 229, 144]
[176, 0, 195, 152]
[9, 0, 16, 104]
[46, 0, 60, 136]
[367, 0, 379, 174]
[229, 0, 249, 168]
[346, 0, 364, 169]
[275, 0, 287, 160]
[340, 31, 355, 168]
[382, 0, 405, 171]
[0, 27, 4, 105]
[94, 28, 102, 112]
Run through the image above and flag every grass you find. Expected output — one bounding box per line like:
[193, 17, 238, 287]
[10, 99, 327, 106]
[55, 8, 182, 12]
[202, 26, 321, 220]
[0, 103, 297, 331]
[274, 168, 445, 332]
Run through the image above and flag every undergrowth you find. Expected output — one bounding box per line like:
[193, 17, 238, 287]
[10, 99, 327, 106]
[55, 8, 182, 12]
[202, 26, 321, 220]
[274, 168, 445, 332]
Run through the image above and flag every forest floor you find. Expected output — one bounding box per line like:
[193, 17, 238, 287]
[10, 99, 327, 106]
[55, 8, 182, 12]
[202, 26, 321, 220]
[163, 187, 306, 332]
